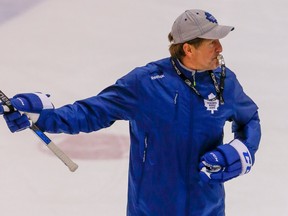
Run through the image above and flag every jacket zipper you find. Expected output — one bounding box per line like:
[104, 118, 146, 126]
[143, 136, 148, 162]
[174, 91, 179, 104]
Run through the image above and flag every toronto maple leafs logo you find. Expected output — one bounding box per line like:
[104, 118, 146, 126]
[204, 93, 219, 114]
[205, 12, 218, 24]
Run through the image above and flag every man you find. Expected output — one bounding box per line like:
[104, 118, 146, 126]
[0, 9, 261, 215]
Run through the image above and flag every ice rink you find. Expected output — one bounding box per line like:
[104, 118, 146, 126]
[0, 0, 287, 215]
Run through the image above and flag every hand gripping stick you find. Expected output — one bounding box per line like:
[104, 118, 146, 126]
[0, 90, 78, 172]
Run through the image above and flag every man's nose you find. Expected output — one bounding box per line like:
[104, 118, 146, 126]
[215, 40, 223, 53]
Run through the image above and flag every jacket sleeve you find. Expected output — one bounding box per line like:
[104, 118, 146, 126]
[35, 71, 140, 134]
[231, 77, 261, 163]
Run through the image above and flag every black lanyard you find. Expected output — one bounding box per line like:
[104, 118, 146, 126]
[171, 58, 225, 105]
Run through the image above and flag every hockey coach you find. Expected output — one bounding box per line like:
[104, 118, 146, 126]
[1, 9, 261, 216]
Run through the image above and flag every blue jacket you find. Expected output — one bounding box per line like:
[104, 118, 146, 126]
[37, 58, 261, 216]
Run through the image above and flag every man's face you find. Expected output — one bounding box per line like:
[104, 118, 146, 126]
[190, 39, 223, 71]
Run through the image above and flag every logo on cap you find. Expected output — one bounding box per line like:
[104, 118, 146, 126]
[205, 12, 218, 24]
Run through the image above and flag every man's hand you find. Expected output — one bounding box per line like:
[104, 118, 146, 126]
[199, 139, 253, 183]
[0, 93, 54, 132]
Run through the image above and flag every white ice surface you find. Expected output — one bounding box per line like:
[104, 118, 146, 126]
[0, 0, 287, 215]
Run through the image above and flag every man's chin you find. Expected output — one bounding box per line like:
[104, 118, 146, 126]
[211, 63, 220, 70]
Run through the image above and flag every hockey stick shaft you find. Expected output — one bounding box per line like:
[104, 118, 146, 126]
[0, 90, 78, 172]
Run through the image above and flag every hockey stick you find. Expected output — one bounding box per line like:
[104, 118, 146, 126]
[0, 90, 78, 172]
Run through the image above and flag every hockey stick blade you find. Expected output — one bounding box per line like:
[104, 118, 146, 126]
[0, 90, 78, 172]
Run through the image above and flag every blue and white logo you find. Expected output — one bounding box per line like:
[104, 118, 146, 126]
[205, 12, 218, 24]
[151, 74, 165, 80]
[204, 93, 219, 114]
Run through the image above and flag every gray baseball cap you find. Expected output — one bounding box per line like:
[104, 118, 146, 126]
[171, 9, 234, 44]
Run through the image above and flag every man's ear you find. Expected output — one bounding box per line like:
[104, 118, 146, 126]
[183, 43, 195, 57]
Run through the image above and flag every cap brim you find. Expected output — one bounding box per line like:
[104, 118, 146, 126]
[199, 25, 234, 40]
